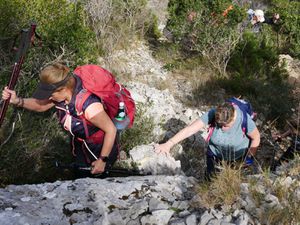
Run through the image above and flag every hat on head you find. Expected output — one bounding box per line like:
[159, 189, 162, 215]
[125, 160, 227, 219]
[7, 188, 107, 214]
[32, 73, 72, 100]
[254, 9, 265, 22]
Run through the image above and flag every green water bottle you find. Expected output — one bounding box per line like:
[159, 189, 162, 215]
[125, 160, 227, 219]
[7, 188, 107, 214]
[115, 102, 126, 121]
[114, 102, 130, 130]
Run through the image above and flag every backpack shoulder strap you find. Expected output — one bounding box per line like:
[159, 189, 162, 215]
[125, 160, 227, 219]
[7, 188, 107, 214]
[75, 89, 92, 116]
[206, 110, 216, 142]
[240, 110, 248, 134]
[74, 89, 94, 139]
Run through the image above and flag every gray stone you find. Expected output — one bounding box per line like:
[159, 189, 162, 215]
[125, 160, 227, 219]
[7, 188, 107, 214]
[294, 187, 300, 201]
[169, 218, 186, 225]
[179, 210, 191, 218]
[107, 210, 126, 225]
[199, 211, 215, 225]
[240, 183, 249, 194]
[263, 194, 280, 209]
[171, 222, 186, 225]
[220, 222, 235, 225]
[232, 209, 240, 218]
[279, 54, 300, 84]
[235, 212, 249, 225]
[222, 215, 232, 222]
[20, 197, 31, 202]
[207, 219, 221, 225]
[129, 144, 181, 175]
[212, 210, 224, 220]
[141, 209, 174, 225]
[244, 196, 256, 212]
[149, 197, 169, 212]
[172, 200, 190, 210]
[186, 213, 197, 225]
[129, 199, 149, 220]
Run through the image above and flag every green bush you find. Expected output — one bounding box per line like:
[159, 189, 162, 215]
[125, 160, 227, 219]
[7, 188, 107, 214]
[0, 0, 97, 65]
[0, 109, 72, 186]
[267, 0, 300, 58]
[167, 0, 244, 44]
[220, 32, 294, 121]
[165, 0, 245, 75]
[166, 0, 204, 41]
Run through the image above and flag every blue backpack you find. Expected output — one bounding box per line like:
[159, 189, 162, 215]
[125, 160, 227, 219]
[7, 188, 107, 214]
[227, 97, 256, 134]
[206, 97, 256, 142]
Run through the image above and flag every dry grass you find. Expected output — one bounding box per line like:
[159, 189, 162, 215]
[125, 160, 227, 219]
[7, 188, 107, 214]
[197, 162, 242, 208]
[248, 158, 300, 225]
[288, 155, 300, 176]
[259, 182, 300, 225]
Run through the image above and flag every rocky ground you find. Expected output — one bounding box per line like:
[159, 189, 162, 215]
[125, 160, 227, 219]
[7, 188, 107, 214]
[0, 145, 299, 225]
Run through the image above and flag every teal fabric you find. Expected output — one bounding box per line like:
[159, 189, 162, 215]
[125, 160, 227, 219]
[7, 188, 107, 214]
[200, 106, 256, 161]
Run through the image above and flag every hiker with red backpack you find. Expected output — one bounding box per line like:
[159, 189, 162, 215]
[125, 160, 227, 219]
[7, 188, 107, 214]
[155, 98, 260, 179]
[2, 62, 135, 177]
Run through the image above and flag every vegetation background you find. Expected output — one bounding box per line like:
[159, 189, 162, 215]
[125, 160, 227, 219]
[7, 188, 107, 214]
[0, 0, 299, 187]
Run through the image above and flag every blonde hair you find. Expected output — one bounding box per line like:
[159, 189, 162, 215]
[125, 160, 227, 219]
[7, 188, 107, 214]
[215, 102, 235, 125]
[40, 62, 74, 90]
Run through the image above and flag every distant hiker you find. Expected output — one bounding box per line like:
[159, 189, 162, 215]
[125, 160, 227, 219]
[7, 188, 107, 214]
[2, 63, 135, 177]
[271, 116, 300, 170]
[248, 9, 265, 25]
[155, 99, 260, 179]
[247, 9, 280, 32]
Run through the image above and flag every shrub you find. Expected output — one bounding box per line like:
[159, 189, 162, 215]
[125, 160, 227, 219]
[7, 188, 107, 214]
[0, 0, 97, 65]
[269, 0, 300, 59]
[120, 103, 155, 153]
[166, 0, 244, 75]
[0, 109, 72, 186]
[84, 0, 154, 56]
[224, 31, 295, 122]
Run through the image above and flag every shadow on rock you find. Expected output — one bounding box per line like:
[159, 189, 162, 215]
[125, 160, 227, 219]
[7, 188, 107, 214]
[159, 118, 207, 180]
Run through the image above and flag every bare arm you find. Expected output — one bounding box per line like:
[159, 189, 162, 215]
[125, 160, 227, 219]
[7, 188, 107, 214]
[247, 127, 260, 156]
[2, 87, 54, 112]
[85, 103, 117, 174]
[20, 98, 54, 112]
[155, 119, 206, 155]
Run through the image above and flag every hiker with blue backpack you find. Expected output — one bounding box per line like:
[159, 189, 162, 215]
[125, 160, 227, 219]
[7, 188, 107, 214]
[155, 98, 260, 179]
[2, 62, 135, 177]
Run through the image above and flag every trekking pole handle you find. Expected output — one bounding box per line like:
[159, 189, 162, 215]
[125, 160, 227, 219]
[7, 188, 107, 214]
[0, 23, 37, 128]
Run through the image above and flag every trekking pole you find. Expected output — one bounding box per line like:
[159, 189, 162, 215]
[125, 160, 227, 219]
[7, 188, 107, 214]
[55, 161, 146, 177]
[0, 23, 37, 128]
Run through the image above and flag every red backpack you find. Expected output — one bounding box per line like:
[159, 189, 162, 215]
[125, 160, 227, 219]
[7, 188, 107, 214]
[73, 65, 135, 129]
